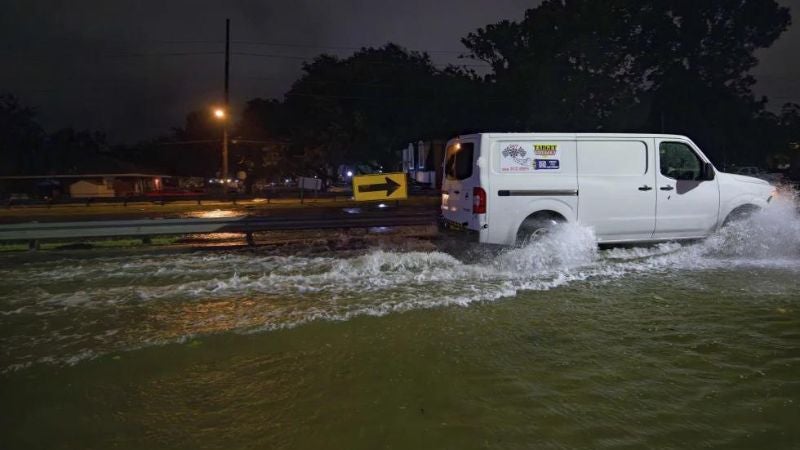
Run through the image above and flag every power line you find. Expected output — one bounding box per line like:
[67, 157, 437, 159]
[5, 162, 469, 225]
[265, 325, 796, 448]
[240, 76, 412, 89]
[231, 40, 468, 54]
[232, 51, 309, 61]
[103, 51, 224, 59]
[232, 51, 490, 68]
[283, 91, 512, 103]
[285, 92, 428, 101]
[1, 51, 224, 60]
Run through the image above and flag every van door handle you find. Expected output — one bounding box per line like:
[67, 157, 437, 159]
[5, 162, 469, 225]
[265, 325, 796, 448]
[638, 185, 653, 191]
[660, 185, 674, 191]
[453, 190, 460, 194]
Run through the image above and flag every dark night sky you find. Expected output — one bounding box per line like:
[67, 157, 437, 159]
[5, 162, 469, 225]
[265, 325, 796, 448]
[2, 0, 799, 143]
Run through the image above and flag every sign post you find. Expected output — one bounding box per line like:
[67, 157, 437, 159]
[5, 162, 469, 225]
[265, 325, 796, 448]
[352, 172, 408, 202]
[297, 177, 322, 204]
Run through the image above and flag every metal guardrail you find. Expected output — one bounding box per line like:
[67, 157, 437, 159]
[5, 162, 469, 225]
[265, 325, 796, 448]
[4, 192, 346, 208]
[3, 185, 442, 208]
[0, 213, 437, 244]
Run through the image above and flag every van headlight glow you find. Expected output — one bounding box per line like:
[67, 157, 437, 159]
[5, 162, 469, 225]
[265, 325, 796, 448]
[768, 188, 778, 203]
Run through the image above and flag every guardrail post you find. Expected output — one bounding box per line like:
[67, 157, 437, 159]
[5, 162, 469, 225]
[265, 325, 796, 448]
[28, 239, 39, 251]
[245, 232, 255, 246]
[142, 236, 152, 245]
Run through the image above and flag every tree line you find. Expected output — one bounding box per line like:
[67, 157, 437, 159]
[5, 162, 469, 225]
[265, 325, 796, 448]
[2, 0, 799, 181]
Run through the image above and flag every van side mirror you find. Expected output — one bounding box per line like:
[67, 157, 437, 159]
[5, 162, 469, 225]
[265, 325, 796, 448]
[702, 162, 715, 181]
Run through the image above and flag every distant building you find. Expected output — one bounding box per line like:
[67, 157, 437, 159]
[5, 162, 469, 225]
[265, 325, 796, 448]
[69, 180, 115, 198]
[0, 173, 171, 199]
[401, 140, 445, 188]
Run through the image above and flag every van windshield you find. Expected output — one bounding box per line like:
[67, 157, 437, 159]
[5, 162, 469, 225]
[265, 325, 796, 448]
[445, 143, 474, 180]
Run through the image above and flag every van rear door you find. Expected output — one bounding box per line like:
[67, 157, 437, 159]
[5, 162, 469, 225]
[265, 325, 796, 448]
[441, 139, 480, 231]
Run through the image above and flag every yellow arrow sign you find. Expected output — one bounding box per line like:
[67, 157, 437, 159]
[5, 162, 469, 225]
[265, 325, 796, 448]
[352, 172, 408, 201]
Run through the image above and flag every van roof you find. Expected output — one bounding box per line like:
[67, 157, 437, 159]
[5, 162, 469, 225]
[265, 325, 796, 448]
[455, 132, 691, 140]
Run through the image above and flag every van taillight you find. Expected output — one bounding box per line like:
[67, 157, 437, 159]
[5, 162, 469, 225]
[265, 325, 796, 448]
[473, 187, 486, 214]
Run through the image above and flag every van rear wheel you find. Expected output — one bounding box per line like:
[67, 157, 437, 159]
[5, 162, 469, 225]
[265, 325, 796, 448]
[516, 213, 565, 245]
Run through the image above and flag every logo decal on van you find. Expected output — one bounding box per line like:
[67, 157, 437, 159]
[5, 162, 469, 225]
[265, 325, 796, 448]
[534, 159, 560, 170]
[501, 144, 532, 172]
[534, 144, 558, 156]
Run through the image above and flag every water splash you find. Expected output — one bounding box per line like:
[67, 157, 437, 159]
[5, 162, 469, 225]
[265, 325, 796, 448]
[704, 193, 800, 260]
[495, 223, 599, 274]
[1, 193, 798, 371]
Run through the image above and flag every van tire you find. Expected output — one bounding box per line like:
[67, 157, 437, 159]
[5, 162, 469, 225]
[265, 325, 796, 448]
[516, 212, 565, 245]
[722, 205, 760, 228]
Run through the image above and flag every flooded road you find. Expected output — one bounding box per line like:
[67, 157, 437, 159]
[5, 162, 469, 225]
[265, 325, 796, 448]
[1, 198, 799, 449]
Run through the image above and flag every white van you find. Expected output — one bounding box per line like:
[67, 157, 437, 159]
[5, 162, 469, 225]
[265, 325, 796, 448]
[440, 133, 775, 245]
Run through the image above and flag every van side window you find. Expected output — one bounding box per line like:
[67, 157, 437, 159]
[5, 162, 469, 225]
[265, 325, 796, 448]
[445, 143, 474, 180]
[659, 142, 702, 180]
[578, 141, 647, 176]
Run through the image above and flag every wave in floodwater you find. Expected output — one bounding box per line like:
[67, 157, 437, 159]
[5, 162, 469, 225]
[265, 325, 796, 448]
[1, 195, 799, 371]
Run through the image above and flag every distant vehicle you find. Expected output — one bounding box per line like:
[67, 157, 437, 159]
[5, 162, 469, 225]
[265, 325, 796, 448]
[328, 184, 353, 193]
[732, 166, 784, 183]
[733, 166, 762, 176]
[441, 133, 775, 245]
[5, 193, 33, 205]
[407, 179, 436, 193]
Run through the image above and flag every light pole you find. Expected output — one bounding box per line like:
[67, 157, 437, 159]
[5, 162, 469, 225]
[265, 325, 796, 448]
[213, 107, 229, 183]
[221, 18, 231, 184]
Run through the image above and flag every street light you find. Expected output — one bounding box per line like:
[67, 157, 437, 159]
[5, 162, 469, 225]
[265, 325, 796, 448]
[212, 107, 229, 185]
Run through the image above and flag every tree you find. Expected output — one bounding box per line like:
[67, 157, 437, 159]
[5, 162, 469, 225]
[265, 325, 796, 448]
[276, 44, 481, 175]
[0, 95, 44, 175]
[134, 110, 222, 177]
[43, 128, 110, 173]
[775, 103, 800, 177]
[232, 98, 294, 187]
[461, 0, 791, 164]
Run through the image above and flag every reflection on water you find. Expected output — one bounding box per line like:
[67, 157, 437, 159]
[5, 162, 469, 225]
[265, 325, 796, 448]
[186, 209, 245, 219]
[187, 209, 246, 219]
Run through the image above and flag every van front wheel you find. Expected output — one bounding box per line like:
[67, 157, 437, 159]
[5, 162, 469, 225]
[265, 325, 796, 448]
[722, 205, 760, 228]
[516, 212, 565, 245]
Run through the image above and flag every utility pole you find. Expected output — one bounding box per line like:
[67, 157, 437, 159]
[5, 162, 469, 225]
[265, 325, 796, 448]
[222, 18, 230, 183]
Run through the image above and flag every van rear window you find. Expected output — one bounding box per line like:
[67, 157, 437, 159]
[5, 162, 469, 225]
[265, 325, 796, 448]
[445, 143, 474, 180]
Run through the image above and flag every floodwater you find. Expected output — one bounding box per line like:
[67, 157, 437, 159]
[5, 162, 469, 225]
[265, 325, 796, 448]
[1, 197, 799, 449]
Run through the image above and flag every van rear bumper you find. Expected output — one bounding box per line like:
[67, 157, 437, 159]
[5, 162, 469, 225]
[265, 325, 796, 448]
[438, 216, 480, 239]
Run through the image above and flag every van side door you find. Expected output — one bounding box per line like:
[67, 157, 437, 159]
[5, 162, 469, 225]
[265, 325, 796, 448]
[653, 140, 720, 239]
[576, 139, 656, 242]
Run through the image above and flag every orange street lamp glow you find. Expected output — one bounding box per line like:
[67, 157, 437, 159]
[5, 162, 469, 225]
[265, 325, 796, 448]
[213, 108, 226, 119]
